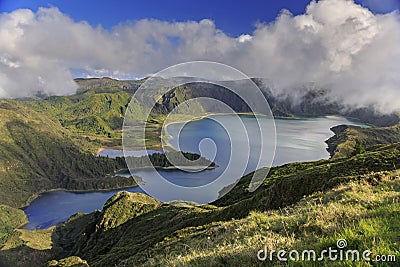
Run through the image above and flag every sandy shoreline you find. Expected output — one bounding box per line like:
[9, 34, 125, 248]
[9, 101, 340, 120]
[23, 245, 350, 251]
[96, 146, 106, 155]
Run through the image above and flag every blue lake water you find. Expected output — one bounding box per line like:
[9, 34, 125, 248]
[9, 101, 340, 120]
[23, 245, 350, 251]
[23, 115, 367, 229]
[23, 188, 144, 230]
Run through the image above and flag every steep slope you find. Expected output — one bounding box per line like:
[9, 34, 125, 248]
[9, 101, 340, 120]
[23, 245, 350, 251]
[131, 173, 400, 266]
[0, 100, 137, 208]
[23, 89, 133, 139]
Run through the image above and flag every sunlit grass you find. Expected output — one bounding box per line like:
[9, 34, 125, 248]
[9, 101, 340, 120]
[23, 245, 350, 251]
[133, 173, 400, 266]
[17, 228, 54, 250]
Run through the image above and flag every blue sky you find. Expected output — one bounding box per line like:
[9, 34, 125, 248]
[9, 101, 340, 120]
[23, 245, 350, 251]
[1, 0, 399, 36]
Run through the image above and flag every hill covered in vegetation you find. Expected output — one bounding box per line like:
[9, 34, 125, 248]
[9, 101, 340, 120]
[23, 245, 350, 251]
[0, 141, 399, 266]
[326, 124, 400, 158]
[0, 100, 139, 209]
[116, 152, 217, 170]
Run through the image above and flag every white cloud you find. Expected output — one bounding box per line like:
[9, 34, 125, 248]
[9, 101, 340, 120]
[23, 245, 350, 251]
[0, 0, 399, 113]
[237, 34, 252, 43]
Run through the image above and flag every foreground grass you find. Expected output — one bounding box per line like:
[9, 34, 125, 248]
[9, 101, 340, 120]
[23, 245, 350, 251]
[134, 173, 399, 266]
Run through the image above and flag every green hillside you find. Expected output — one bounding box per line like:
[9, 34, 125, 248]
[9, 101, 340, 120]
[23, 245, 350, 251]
[1, 142, 398, 266]
[0, 100, 138, 208]
[0, 205, 27, 247]
[326, 124, 400, 158]
[23, 89, 133, 140]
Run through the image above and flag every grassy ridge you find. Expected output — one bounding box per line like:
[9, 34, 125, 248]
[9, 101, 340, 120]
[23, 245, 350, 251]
[133, 173, 400, 266]
[214, 142, 400, 209]
[326, 124, 400, 158]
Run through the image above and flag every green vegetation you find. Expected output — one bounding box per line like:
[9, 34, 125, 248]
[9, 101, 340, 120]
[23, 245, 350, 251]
[23, 89, 133, 140]
[46, 256, 89, 267]
[0, 99, 140, 209]
[1, 227, 54, 252]
[98, 192, 160, 230]
[115, 151, 217, 170]
[0, 205, 27, 247]
[53, 142, 400, 266]
[326, 124, 400, 158]
[352, 139, 366, 156]
[74, 77, 144, 95]
[21, 79, 205, 150]
[22, 78, 400, 151]
[133, 174, 400, 266]
[0, 226, 56, 267]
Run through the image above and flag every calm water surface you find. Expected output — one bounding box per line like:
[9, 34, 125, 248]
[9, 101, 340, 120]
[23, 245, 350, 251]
[24, 115, 367, 229]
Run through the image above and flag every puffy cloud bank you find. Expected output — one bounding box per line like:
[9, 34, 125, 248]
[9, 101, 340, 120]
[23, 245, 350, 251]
[0, 0, 399, 113]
